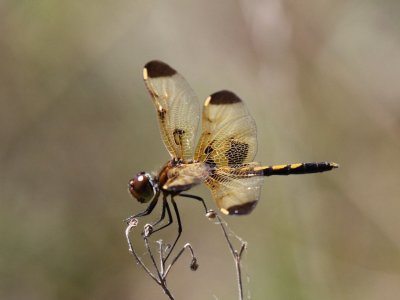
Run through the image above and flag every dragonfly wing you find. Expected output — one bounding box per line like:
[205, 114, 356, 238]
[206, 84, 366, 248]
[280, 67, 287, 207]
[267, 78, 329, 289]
[205, 164, 264, 215]
[144, 61, 200, 159]
[194, 90, 257, 167]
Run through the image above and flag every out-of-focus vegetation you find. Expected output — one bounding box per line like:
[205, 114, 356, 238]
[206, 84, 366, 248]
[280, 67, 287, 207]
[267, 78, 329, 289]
[1, 1, 400, 299]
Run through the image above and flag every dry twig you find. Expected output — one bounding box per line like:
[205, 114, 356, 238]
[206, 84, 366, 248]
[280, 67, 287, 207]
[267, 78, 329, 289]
[126, 209, 248, 300]
[125, 219, 198, 300]
[206, 210, 248, 300]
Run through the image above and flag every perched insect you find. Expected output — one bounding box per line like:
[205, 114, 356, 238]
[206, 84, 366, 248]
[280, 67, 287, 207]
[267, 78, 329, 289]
[126, 60, 338, 249]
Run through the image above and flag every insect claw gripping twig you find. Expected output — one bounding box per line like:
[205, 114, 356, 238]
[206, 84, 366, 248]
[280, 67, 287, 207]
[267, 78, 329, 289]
[205, 209, 217, 219]
[143, 224, 154, 237]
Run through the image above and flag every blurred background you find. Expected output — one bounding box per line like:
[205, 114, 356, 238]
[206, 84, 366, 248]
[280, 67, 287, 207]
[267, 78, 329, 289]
[1, 0, 400, 299]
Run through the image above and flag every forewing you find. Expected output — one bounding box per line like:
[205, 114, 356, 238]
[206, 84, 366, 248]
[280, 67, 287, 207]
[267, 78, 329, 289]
[205, 163, 264, 215]
[194, 91, 257, 167]
[143, 61, 200, 159]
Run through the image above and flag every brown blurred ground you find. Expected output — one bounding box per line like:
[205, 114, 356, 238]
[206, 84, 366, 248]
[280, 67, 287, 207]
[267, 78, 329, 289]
[1, 1, 400, 299]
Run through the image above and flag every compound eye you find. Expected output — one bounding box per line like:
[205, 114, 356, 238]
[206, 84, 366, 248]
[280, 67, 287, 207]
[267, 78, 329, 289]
[128, 172, 155, 203]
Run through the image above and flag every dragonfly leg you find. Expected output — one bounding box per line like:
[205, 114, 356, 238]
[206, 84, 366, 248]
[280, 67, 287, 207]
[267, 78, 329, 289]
[124, 194, 159, 224]
[179, 193, 208, 213]
[164, 196, 182, 262]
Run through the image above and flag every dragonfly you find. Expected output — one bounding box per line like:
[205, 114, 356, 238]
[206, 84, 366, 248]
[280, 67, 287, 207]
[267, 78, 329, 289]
[126, 60, 338, 252]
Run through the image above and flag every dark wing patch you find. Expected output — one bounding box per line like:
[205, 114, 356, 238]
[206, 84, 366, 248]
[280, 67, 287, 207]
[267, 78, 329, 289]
[157, 107, 167, 120]
[209, 90, 242, 105]
[226, 140, 249, 166]
[173, 128, 185, 146]
[226, 201, 258, 215]
[144, 60, 177, 78]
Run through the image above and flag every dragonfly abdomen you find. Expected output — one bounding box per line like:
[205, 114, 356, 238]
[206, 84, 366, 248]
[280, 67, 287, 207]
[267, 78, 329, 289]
[260, 162, 339, 176]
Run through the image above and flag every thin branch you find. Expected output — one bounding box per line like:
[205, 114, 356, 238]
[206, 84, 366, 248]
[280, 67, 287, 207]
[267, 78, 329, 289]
[143, 224, 163, 282]
[126, 209, 248, 300]
[207, 210, 248, 300]
[125, 218, 199, 300]
[164, 243, 198, 277]
[125, 220, 160, 283]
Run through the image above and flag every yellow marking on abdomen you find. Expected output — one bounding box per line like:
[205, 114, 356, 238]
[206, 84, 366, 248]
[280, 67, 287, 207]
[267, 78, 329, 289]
[290, 163, 302, 169]
[143, 68, 149, 80]
[272, 165, 287, 170]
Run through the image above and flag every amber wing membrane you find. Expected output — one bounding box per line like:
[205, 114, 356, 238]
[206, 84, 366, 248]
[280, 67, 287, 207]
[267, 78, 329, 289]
[194, 90, 257, 166]
[143, 60, 200, 160]
[195, 91, 263, 215]
[206, 163, 265, 215]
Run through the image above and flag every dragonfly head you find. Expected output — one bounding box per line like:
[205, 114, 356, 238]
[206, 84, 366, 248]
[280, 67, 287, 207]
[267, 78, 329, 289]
[128, 172, 157, 203]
